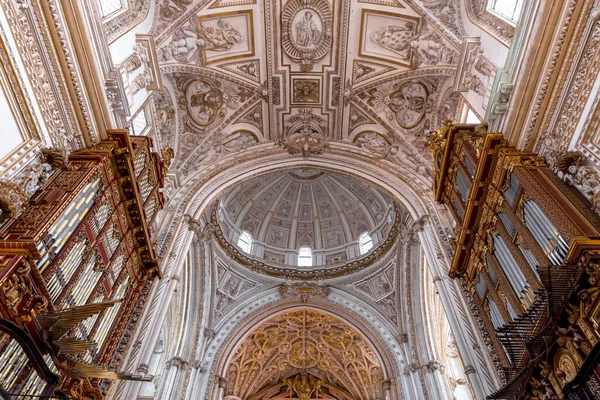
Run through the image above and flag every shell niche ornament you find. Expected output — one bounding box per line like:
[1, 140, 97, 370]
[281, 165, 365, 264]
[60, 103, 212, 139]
[282, 0, 333, 72]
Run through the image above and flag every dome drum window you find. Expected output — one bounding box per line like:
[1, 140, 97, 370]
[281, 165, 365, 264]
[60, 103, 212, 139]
[358, 232, 374, 255]
[297, 247, 313, 267]
[487, 0, 524, 24]
[237, 231, 252, 254]
[99, 0, 124, 18]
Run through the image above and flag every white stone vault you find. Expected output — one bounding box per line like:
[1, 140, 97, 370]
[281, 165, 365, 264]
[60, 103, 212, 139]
[111, 146, 500, 399]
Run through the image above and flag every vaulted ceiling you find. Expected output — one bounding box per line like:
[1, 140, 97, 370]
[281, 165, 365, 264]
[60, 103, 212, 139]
[218, 168, 396, 262]
[224, 309, 385, 399]
[149, 0, 468, 185]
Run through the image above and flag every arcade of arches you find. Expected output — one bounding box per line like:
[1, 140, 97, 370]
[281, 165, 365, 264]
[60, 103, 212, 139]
[1, 0, 600, 399]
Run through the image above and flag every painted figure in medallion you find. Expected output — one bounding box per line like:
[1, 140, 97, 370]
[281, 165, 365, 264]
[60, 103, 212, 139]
[186, 80, 225, 126]
[294, 11, 322, 47]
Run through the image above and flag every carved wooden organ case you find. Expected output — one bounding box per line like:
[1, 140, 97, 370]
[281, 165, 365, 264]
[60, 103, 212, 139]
[431, 122, 600, 399]
[0, 131, 164, 398]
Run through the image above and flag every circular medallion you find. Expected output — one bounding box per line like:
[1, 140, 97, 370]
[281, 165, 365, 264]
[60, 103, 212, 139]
[185, 79, 225, 127]
[386, 81, 429, 129]
[282, 0, 332, 71]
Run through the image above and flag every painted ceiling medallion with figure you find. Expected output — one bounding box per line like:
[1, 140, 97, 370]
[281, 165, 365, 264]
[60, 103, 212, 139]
[282, 0, 333, 71]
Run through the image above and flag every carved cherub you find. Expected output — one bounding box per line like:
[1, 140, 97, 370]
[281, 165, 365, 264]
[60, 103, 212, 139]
[408, 29, 454, 67]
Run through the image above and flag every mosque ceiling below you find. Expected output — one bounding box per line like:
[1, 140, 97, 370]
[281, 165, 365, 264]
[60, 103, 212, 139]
[148, 0, 479, 187]
[223, 309, 386, 400]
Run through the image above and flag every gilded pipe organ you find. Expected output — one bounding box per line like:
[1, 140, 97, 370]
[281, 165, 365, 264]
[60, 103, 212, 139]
[0, 131, 164, 399]
[431, 122, 600, 399]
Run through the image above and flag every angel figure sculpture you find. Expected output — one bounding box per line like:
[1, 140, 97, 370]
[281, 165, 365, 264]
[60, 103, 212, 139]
[409, 30, 448, 66]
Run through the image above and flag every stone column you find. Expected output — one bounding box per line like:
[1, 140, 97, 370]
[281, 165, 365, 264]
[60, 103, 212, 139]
[418, 220, 499, 397]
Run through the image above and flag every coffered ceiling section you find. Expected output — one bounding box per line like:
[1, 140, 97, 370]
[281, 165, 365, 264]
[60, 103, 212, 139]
[217, 168, 397, 267]
[152, 0, 462, 177]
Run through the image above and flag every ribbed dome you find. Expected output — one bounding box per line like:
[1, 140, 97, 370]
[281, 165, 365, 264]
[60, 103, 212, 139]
[217, 168, 397, 267]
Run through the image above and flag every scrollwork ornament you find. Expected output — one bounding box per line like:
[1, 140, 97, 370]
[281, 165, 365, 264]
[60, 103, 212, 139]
[279, 109, 330, 156]
[279, 282, 330, 302]
[0, 181, 29, 223]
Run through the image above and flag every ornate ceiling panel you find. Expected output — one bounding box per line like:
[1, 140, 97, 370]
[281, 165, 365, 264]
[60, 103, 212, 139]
[224, 309, 386, 399]
[149, 0, 464, 183]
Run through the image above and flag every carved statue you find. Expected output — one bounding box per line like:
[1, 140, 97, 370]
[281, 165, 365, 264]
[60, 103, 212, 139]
[16, 158, 54, 197]
[567, 164, 600, 197]
[221, 131, 257, 153]
[161, 147, 175, 169]
[355, 132, 390, 157]
[168, 27, 205, 63]
[386, 145, 431, 176]
[284, 372, 324, 400]
[530, 378, 559, 400]
[422, 0, 452, 9]
[41, 147, 68, 168]
[130, 72, 151, 95]
[409, 30, 453, 65]
[201, 19, 243, 51]
[463, 72, 486, 95]
[0, 181, 29, 223]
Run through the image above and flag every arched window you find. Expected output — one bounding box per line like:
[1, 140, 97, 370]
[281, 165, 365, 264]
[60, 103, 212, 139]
[358, 232, 373, 255]
[237, 231, 252, 254]
[99, 0, 124, 18]
[298, 247, 313, 267]
[488, 0, 524, 24]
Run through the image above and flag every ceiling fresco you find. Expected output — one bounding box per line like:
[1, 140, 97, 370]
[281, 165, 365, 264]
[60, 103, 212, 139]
[148, 0, 469, 187]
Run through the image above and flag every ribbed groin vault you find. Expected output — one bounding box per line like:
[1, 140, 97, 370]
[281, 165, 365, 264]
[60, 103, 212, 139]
[6, 0, 598, 399]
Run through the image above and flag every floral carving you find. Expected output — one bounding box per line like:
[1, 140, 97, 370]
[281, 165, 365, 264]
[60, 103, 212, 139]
[225, 310, 385, 399]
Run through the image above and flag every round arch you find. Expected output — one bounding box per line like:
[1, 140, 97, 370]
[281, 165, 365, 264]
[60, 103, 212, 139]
[119, 145, 497, 400]
[207, 300, 404, 400]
